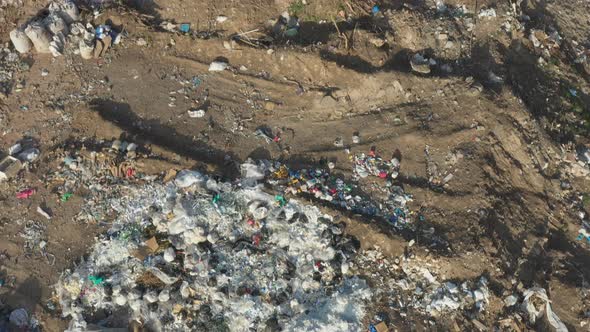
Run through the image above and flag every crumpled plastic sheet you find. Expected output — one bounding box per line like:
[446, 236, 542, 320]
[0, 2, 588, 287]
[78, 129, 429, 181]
[522, 287, 568, 332]
[57, 170, 371, 331]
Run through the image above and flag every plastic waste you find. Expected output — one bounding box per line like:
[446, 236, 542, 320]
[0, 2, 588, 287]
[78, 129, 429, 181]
[209, 61, 228, 71]
[25, 22, 52, 54]
[49, 0, 79, 24]
[9, 308, 29, 328]
[43, 13, 69, 35]
[187, 109, 205, 118]
[179, 23, 191, 33]
[56, 167, 373, 331]
[17, 188, 36, 199]
[174, 170, 206, 188]
[504, 294, 518, 307]
[522, 288, 567, 332]
[410, 53, 431, 74]
[10, 29, 32, 54]
[8, 143, 22, 155]
[18, 148, 40, 162]
[478, 8, 497, 18]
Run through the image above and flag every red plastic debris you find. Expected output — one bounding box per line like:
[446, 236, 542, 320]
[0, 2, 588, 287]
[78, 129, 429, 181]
[17, 188, 36, 199]
[252, 234, 262, 246]
[378, 171, 387, 179]
[126, 167, 135, 178]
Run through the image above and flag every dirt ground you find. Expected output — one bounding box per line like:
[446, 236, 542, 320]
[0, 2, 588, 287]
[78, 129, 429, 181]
[1, 0, 590, 330]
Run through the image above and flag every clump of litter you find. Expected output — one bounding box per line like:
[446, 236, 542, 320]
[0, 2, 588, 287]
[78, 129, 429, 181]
[56, 168, 371, 331]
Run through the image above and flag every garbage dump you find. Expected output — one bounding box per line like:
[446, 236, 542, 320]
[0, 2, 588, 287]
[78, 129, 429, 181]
[56, 168, 372, 331]
[10, 0, 121, 58]
[260, 149, 412, 228]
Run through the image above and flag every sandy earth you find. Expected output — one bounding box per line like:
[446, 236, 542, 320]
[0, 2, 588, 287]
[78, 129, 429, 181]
[0, 0, 590, 330]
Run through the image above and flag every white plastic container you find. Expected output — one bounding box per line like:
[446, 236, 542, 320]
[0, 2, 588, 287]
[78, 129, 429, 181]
[25, 22, 52, 53]
[10, 29, 32, 54]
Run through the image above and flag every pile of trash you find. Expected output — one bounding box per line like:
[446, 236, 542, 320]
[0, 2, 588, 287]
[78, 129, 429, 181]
[9, 0, 121, 58]
[259, 155, 412, 226]
[56, 168, 372, 331]
[0, 46, 29, 99]
[352, 151, 400, 180]
[355, 249, 489, 317]
[0, 308, 41, 332]
[44, 139, 140, 223]
[527, 28, 563, 64]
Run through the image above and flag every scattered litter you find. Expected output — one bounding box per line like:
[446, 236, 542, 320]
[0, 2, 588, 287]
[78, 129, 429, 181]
[209, 60, 229, 71]
[522, 288, 568, 332]
[369, 321, 389, 332]
[0, 156, 22, 181]
[17, 188, 36, 199]
[8, 143, 22, 155]
[273, 12, 300, 38]
[179, 23, 191, 33]
[61, 192, 73, 202]
[9, 308, 35, 329]
[187, 109, 206, 118]
[478, 8, 497, 18]
[410, 54, 432, 74]
[18, 148, 40, 162]
[37, 206, 52, 220]
[504, 294, 518, 307]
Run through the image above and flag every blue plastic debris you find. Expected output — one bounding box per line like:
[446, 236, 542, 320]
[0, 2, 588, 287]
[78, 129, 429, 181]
[179, 23, 191, 33]
[95, 25, 112, 40]
[372, 5, 380, 15]
[191, 76, 202, 87]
